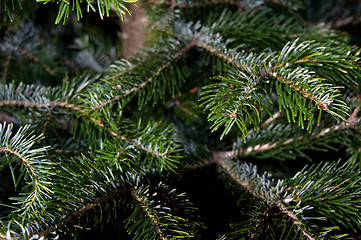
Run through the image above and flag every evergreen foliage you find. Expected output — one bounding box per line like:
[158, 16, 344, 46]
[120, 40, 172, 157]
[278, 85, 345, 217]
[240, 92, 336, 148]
[1, 0, 361, 239]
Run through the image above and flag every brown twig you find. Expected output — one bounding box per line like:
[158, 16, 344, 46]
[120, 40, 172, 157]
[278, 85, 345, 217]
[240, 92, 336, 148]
[53, 149, 82, 154]
[194, 41, 242, 68]
[41, 110, 52, 136]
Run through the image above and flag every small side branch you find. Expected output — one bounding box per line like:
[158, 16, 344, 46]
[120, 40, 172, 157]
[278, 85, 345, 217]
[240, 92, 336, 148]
[274, 201, 315, 240]
[38, 186, 132, 238]
[1, 43, 55, 76]
[213, 154, 315, 240]
[220, 105, 360, 160]
[271, 72, 330, 109]
[212, 152, 259, 198]
[91, 41, 196, 110]
[247, 111, 282, 136]
[0, 101, 83, 112]
[0, 148, 39, 212]
[132, 190, 167, 240]
[41, 110, 53, 136]
[0, 100, 165, 158]
[16, 47, 55, 76]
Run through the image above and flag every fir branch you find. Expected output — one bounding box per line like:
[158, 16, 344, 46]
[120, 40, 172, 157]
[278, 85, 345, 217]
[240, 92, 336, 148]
[198, 39, 356, 138]
[203, 9, 304, 51]
[284, 157, 361, 238]
[91, 41, 196, 110]
[0, 84, 175, 161]
[0, 123, 52, 220]
[126, 183, 200, 239]
[82, 114, 180, 164]
[88, 117, 173, 160]
[38, 186, 132, 238]
[275, 202, 315, 240]
[270, 70, 333, 110]
[212, 156, 315, 239]
[211, 155, 279, 202]
[212, 152, 259, 199]
[14, 45, 55, 76]
[1, 43, 55, 76]
[221, 105, 360, 160]
[273, 40, 361, 86]
[0, 147, 39, 212]
[131, 189, 168, 240]
[7, 155, 150, 239]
